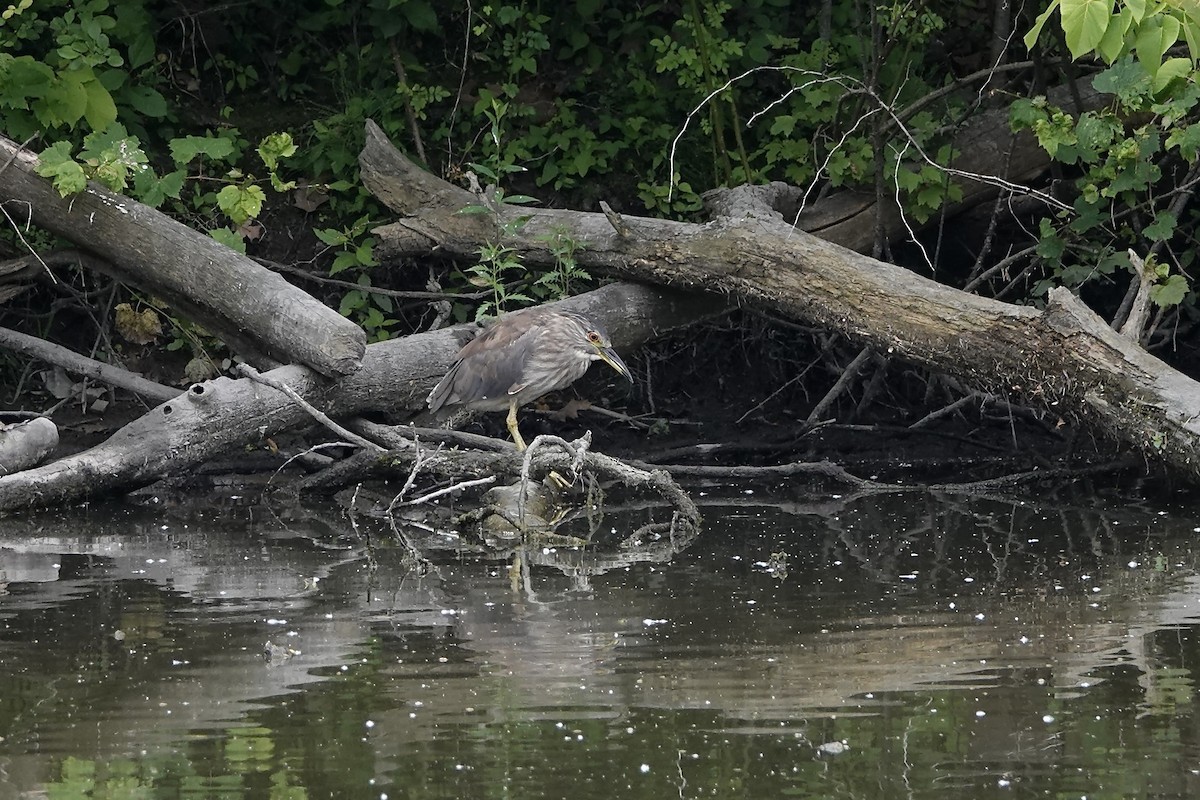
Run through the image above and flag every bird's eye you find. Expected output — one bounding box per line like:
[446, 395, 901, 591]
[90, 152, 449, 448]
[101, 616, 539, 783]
[587, 331, 602, 344]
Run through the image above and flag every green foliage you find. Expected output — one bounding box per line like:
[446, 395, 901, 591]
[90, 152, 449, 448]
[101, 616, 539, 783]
[1026, 0, 1200, 89]
[34, 122, 147, 195]
[465, 240, 535, 321]
[4, 0, 1006, 353]
[316, 216, 396, 342]
[534, 227, 591, 301]
[0, 0, 163, 139]
[1020, 1, 1200, 315]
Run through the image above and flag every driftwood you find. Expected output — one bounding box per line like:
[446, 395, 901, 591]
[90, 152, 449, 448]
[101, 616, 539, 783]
[0, 325, 178, 403]
[0, 134, 366, 377]
[0, 414, 58, 475]
[0, 283, 721, 511]
[2, 78, 1191, 511]
[360, 120, 1200, 483]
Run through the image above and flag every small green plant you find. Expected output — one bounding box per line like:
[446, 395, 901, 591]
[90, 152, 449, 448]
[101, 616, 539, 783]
[35, 125, 298, 255]
[533, 227, 591, 300]
[464, 241, 534, 320]
[314, 216, 397, 342]
[455, 97, 542, 319]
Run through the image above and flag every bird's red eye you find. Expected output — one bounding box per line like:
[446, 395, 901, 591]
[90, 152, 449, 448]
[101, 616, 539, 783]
[587, 331, 602, 343]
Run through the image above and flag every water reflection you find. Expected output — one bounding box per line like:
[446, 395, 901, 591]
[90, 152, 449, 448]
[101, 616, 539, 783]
[0, 487, 1199, 798]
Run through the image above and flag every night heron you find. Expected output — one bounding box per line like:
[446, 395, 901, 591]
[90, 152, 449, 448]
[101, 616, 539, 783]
[427, 308, 632, 450]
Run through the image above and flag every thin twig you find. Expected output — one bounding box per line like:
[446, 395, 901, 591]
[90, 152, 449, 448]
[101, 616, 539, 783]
[0, 324, 178, 402]
[255, 257, 489, 301]
[388, 36, 429, 165]
[0, 201, 57, 284]
[235, 363, 386, 452]
[404, 475, 497, 506]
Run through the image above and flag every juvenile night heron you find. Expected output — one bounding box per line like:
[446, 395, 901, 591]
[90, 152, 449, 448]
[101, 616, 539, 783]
[426, 308, 632, 450]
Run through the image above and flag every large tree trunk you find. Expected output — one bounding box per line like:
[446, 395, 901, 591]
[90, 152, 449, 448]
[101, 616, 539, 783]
[0, 283, 720, 511]
[360, 121, 1200, 483]
[0, 135, 366, 377]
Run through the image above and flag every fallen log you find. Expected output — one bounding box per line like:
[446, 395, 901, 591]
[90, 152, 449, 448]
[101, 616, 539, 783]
[0, 283, 722, 511]
[0, 414, 58, 475]
[0, 134, 366, 377]
[0, 325, 179, 403]
[360, 121, 1200, 483]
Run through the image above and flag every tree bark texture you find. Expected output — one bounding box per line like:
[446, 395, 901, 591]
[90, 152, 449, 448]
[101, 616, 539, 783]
[0, 283, 721, 511]
[0, 135, 366, 377]
[360, 120, 1200, 483]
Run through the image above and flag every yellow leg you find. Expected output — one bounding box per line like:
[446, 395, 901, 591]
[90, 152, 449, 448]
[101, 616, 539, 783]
[506, 402, 527, 450]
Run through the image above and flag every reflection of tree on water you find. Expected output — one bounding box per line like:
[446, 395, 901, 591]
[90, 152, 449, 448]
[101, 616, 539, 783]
[0, 490, 1198, 796]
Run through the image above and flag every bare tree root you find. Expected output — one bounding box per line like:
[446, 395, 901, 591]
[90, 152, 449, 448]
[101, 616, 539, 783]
[295, 422, 702, 545]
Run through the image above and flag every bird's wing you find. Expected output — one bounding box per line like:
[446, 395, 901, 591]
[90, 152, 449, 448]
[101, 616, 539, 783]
[427, 312, 539, 410]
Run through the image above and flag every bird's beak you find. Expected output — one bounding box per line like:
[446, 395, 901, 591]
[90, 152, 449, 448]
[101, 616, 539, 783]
[598, 346, 633, 383]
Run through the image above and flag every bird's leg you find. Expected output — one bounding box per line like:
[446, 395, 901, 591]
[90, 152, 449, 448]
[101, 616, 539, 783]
[506, 401, 527, 451]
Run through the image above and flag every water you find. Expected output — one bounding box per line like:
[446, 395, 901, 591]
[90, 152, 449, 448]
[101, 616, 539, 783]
[2, 485, 1200, 798]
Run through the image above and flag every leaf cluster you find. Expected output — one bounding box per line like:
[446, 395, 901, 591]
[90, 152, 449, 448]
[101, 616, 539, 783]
[1020, 1, 1200, 314]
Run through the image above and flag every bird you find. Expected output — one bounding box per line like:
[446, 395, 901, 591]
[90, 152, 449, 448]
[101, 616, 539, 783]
[427, 307, 632, 450]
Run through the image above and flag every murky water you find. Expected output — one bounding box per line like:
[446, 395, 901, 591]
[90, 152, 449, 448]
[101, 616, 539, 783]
[2, 484, 1200, 799]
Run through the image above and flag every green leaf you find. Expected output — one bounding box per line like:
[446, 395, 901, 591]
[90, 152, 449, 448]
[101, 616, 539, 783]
[313, 227, 347, 246]
[133, 167, 185, 208]
[1144, 210, 1177, 242]
[257, 132, 296, 171]
[0, 57, 55, 108]
[1093, 57, 1153, 106]
[1151, 273, 1189, 307]
[355, 240, 377, 267]
[216, 184, 266, 224]
[1184, 13, 1200, 62]
[169, 135, 236, 165]
[127, 33, 156, 69]
[1096, 9, 1133, 63]
[210, 227, 246, 253]
[77, 123, 149, 192]
[1024, 0, 1062, 50]
[467, 162, 499, 182]
[1153, 57, 1192, 95]
[1009, 97, 1047, 131]
[769, 114, 798, 136]
[402, 0, 438, 30]
[122, 85, 167, 117]
[330, 251, 359, 275]
[1166, 122, 1200, 160]
[339, 290, 366, 315]
[1036, 218, 1066, 260]
[35, 141, 88, 196]
[43, 70, 90, 126]
[81, 76, 117, 131]
[1061, 0, 1110, 58]
[1135, 15, 1182, 76]
[1074, 111, 1119, 163]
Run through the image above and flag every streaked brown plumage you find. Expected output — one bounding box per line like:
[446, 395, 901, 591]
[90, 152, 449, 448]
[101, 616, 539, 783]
[427, 308, 631, 449]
